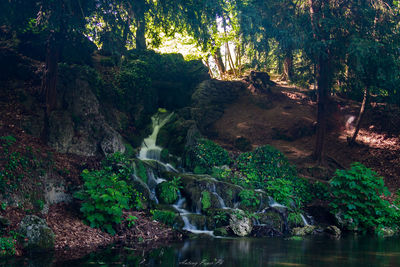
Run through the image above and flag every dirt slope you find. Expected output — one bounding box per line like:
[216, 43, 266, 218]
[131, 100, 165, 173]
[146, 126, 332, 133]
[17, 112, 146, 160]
[212, 81, 400, 193]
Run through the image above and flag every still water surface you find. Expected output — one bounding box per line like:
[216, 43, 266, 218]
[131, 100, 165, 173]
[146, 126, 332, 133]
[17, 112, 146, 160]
[3, 236, 400, 266]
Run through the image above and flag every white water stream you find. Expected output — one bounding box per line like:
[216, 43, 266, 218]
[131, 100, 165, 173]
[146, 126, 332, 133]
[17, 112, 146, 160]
[137, 112, 312, 235]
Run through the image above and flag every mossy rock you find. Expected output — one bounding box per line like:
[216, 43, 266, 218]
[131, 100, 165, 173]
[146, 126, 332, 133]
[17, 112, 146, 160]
[291, 225, 316, 236]
[162, 172, 242, 212]
[258, 210, 286, 233]
[186, 214, 208, 230]
[18, 215, 55, 253]
[157, 115, 195, 156]
[213, 227, 229, 237]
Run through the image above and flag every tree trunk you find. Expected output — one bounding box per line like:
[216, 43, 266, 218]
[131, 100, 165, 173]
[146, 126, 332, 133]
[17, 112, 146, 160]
[41, 31, 60, 142]
[313, 55, 331, 164]
[226, 42, 236, 76]
[283, 51, 293, 82]
[135, 2, 146, 50]
[348, 87, 368, 146]
[204, 56, 213, 78]
[212, 47, 225, 77]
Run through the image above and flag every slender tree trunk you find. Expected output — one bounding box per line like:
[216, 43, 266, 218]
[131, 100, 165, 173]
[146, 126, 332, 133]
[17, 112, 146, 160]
[283, 51, 293, 82]
[226, 42, 236, 76]
[212, 47, 225, 77]
[41, 31, 60, 142]
[135, 2, 146, 50]
[313, 55, 331, 164]
[204, 56, 213, 78]
[235, 43, 242, 75]
[348, 87, 368, 145]
[121, 17, 131, 53]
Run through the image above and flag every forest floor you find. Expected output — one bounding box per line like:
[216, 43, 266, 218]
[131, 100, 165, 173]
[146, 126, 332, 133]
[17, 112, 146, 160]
[213, 80, 400, 196]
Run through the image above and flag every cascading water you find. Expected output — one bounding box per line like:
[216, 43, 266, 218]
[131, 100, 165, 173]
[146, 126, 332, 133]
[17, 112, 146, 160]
[135, 111, 313, 236]
[173, 195, 214, 236]
[139, 113, 174, 161]
[208, 183, 228, 209]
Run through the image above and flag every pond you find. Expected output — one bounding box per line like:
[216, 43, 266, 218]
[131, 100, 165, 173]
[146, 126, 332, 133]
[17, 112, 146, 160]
[6, 235, 399, 267]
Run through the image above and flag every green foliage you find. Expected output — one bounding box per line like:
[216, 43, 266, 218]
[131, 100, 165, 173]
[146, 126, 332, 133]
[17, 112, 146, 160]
[0, 237, 16, 257]
[75, 153, 144, 235]
[236, 145, 311, 207]
[136, 161, 148, 184]
[0, 135, 48, 205]
[157, 177, 182, 205]
[116, 59, 153, 112]
[330, 162, 400, 234]
[201, 191, 211, 210]
[239, 190, 260, 208]
[193, 165, 207, 175]
[0, 136, 16, 147]
[75, 169, 130, 235]
[151, 210, 176, 226]
[211, 167, 232, 180]
[288, 212, 303, 226]
[127, 215, 138, 228]
[191, 138, 231, 173]
[213, 211, 229, 227]
[123, 143, 135, 158]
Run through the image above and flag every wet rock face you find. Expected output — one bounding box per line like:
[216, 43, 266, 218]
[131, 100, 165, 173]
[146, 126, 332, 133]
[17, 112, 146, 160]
[48, 66, 125, 156]
[229, 210, 253, 237]
[18, 215, 55, 253]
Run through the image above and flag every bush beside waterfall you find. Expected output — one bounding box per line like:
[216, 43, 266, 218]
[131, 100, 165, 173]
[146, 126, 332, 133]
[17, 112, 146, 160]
[75, 153, 145, 235]
[186, 138, 231, 174]
[236, 145, 312, 207]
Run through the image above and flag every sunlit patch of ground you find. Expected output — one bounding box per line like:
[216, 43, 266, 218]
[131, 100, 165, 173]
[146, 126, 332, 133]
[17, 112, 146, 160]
[339, 129, 400, 151]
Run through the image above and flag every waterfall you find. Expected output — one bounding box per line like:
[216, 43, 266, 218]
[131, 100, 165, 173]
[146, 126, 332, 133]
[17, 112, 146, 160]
[300, 214, 309, 226]
[208, 183, 228, 209]
[173, 194, 214, 236]
[139, 113, 173, 161]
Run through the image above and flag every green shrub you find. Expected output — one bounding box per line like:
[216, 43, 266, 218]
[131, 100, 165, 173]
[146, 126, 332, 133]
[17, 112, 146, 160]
[190, 138, 231, 172]
[193, 165, 207, 174]
[236, 145, 311, 207]
[0, 237, 16, 256]
[127, 215, 138, 228]
[75, 169, 130, 235]
[151, 210, 176, 226]
[135, 160, 148, 184]
[288, 212, 303, 226]
[75, 153, 144, 235]
[157, 177, 182, 204]
[239, 190, 260, 208]
[213, 211, 229, 227]
[201, 191, 211, 210]
[330, 162, 400, 234]
[211, 167, 232, 180]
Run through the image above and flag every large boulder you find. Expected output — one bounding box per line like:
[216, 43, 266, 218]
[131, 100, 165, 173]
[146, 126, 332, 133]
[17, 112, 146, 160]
[18, 215, 55, 253]
[48, 64, 125, 156]
[191, 79, 246, 134]
[229, 210, 253, 237]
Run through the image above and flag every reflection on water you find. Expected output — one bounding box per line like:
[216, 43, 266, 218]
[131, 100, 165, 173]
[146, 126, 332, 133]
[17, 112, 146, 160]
[3, 236, 400, 266]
